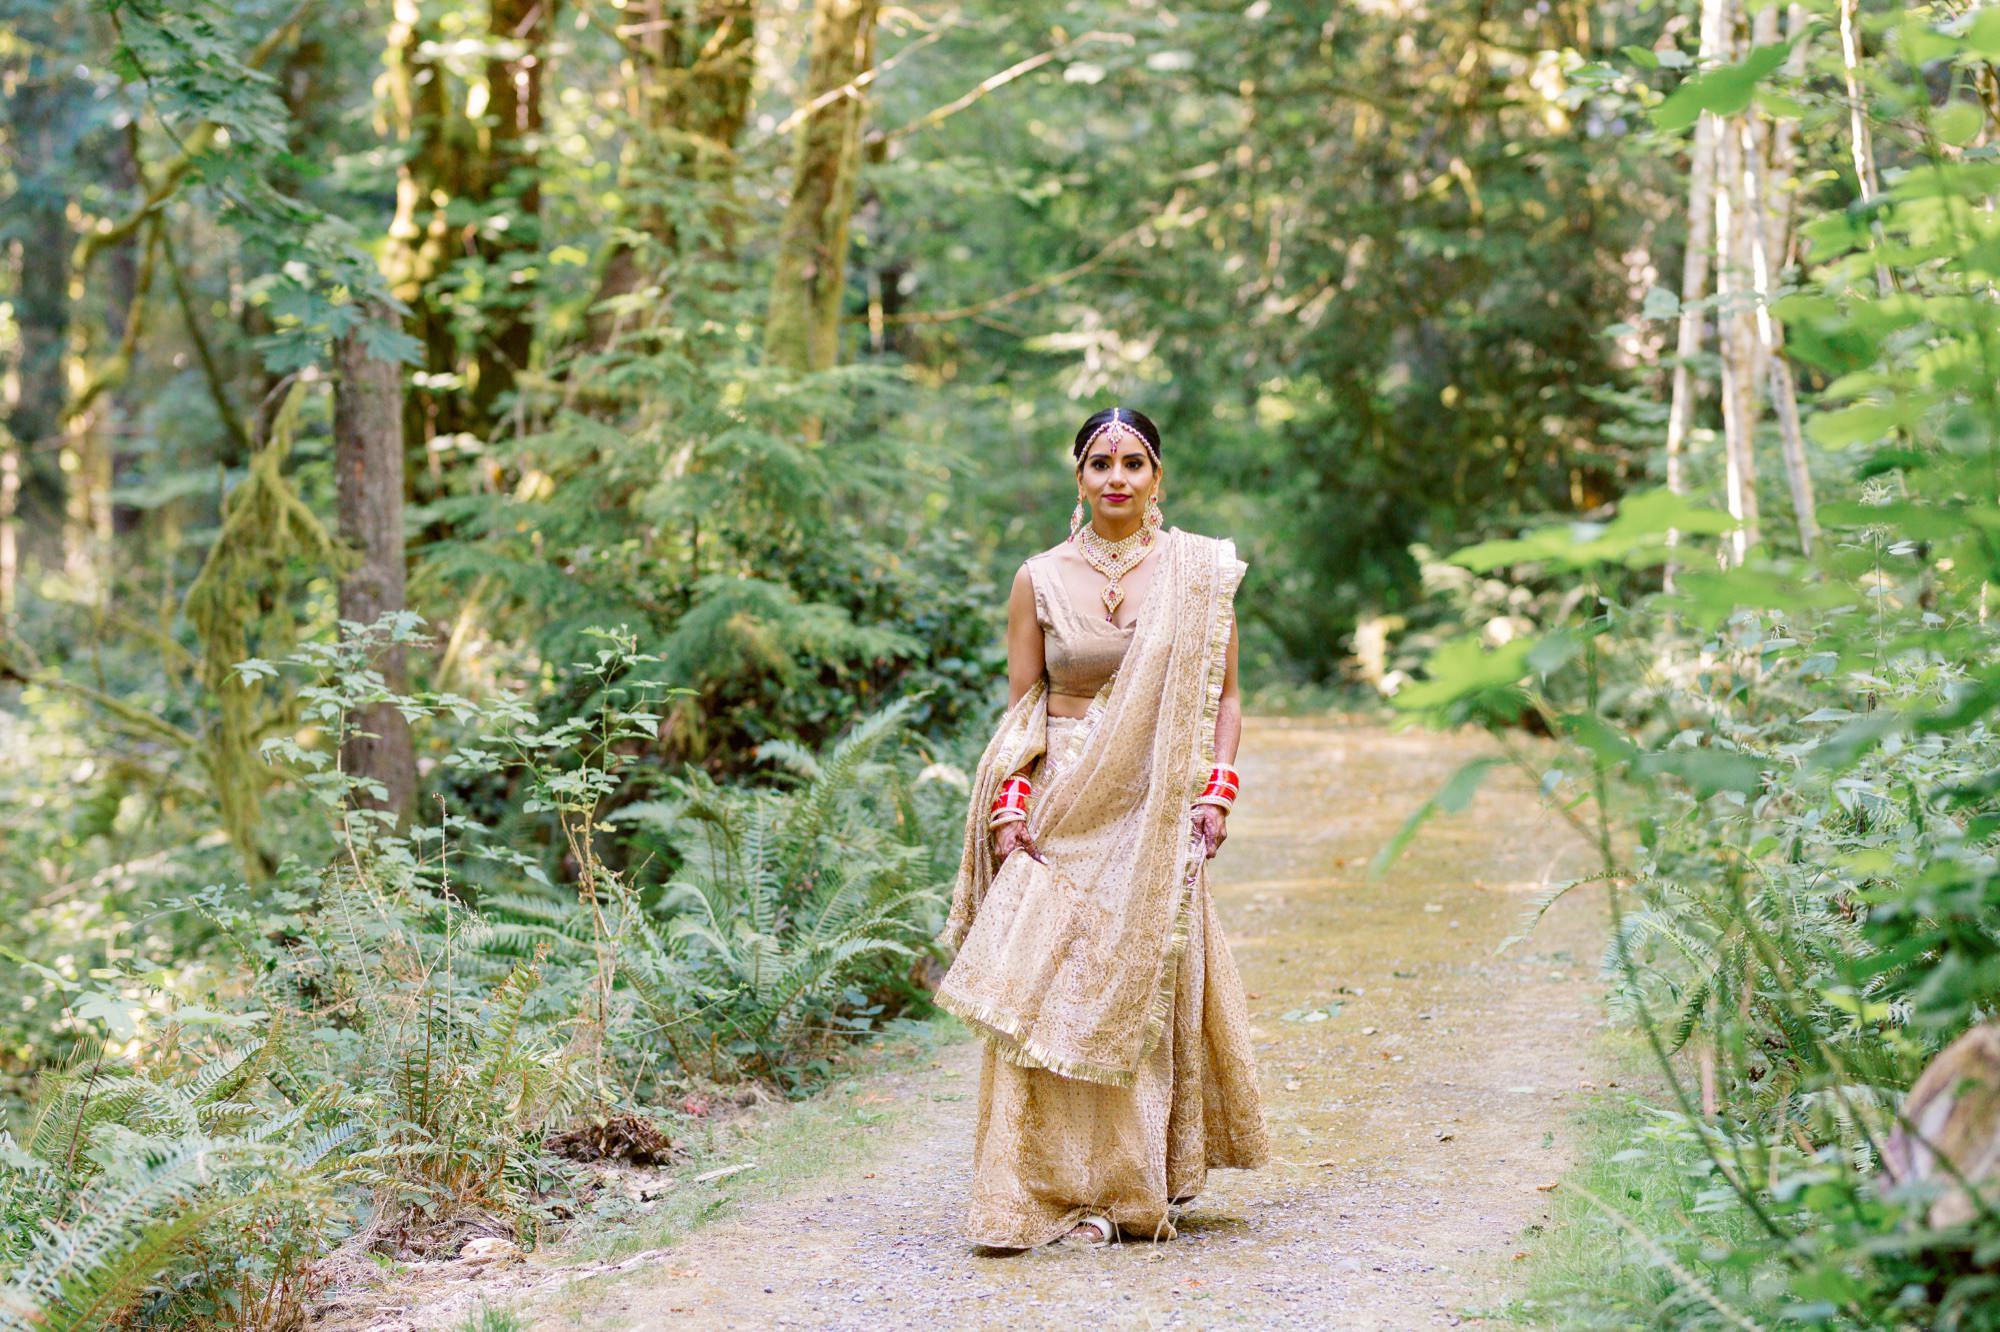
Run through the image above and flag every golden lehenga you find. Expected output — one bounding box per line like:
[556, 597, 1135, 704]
[936, 528, 1270, 1248]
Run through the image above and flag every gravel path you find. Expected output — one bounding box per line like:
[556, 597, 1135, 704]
[530, 718, 1612, 1330]
[332, 719, 1611, 1330]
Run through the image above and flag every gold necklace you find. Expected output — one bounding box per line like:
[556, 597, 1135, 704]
[1072, 521, 1156, 621]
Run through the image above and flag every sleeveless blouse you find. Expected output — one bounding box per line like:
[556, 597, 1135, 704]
[1026, 553, 1135, 698]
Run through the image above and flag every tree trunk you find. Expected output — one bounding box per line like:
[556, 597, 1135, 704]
[334, 305, 418, 824]
[765, 0, 881, 376]
[1663, 0, 1729, 587]
[472, 0, 551, 428]
[4, 45, 70, 611]
[1712, 0, 1759, 565]
[0, 427, 16, 627]
[590, 0, 757, 343]
[62, 220, 159, 591]
[1839, 0, 1893, 297]
[382, 0, 477, 487]
[1742, 6, 1817, 554]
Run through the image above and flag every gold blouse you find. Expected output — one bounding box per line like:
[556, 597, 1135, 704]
[1027, 553, 1135, 698]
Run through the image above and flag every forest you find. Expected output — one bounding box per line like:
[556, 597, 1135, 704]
[4, 0, 2000, 1326]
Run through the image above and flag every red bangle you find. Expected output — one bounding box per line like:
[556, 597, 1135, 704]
[1194, 764, 1240, 811]
[990, 776, 1032, 828]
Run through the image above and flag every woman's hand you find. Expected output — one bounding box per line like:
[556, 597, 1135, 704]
[994, 821, 1048, 865]
[1192, 804, 1228, 859]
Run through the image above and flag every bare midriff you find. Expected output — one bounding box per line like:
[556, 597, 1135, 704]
[1048, 691, 1097, 719]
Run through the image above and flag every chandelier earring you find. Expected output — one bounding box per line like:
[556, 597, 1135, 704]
[1144, 490, 1164, 535]
[1069, 493, 1087, 538]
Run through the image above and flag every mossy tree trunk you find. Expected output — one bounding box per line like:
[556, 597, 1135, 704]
[764, 0, 880, 377]
[472, 0, 551, 428]
[3, 39, 71, 619]
[382, 0, 479, 492]
[335, 306, 418, 825]
[589, 0, 757, 342]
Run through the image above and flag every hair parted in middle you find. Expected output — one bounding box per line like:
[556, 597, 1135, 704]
[1072, 407, 1164, 469]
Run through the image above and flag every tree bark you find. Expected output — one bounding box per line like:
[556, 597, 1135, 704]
[382, 0, 477, 485]
[335, 305, 418, 824]
[4, 43, 70, 612]
[590, 0, 757, 343]
[1712, 0, 1759, 565]
[765, 0, 881, 376]
[1839, 0, 1893, 297]
[472, 0, 551, 427]
[1742, 5, 1817, 554]
[1663, 0, 1728, 587]
[0, 428, 16, 628]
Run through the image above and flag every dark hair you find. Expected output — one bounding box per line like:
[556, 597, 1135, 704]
[1071, 407, 1163, 465]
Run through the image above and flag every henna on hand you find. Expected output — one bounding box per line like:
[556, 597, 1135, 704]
[1192, 805, 1228, 859]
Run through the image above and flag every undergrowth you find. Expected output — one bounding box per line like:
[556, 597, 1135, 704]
[0, 619, 971, 1329]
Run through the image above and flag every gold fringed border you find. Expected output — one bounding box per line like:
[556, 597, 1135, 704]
[936, 535, 1245, 1091]
[938, 677, 1048, 952]
[1124, 539, 1240, 1080]
[933, 984, 1141, 1088]
[1195, 539, 1245, 790]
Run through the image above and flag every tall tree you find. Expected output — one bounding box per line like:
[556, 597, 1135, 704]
[1744, 3, 1816, 554]
[382, 0, 476, 481]
[765, 0, 880, 375]
[334, 306, 417, 823]
[1839, 0, 1893, 296]
[1713, 0, 1760, 564]
[1663, 0, 1729, 586]
[2, 30, 72, 617]
[590, 0, 757, 340]
[472, 0, 551, 427]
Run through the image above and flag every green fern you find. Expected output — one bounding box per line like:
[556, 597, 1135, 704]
[648, 701, 944, 1077]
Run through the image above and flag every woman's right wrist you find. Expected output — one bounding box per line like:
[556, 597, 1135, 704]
[988, 775, 1032, 831]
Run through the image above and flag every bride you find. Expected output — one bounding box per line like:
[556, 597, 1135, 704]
[935, 406, 1269, 1248]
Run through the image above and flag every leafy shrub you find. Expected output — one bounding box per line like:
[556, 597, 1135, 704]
[0, 614, 966, 1324]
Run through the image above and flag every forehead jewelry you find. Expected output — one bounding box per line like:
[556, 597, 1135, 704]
[1079, 417, 1159, 468]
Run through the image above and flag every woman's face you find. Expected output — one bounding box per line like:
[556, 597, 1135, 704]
[1076, 433, 1160, 526]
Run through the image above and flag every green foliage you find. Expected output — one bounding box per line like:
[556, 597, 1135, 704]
[0, 616, 962, 1323]
[0, 1032, 355, 1331]
[618, 696, 948, 1083]
[1393, 8, 2000, 1320]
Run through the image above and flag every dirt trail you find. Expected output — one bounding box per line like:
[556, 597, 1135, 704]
[381, 720, 1610, 1329]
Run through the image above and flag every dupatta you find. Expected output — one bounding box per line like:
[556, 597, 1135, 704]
[935, 527, 1246, 1087]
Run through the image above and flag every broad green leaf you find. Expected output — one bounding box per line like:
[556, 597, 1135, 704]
[76, 990, 146, 1040]
[1370, 756, 1506, 877]
[1934, 101, 1984, 148]
[1558, 713, 1640, 769]
[1900, 13, 1966, 65]
[1637, 747, 1764, 797]
[1450, 489, 1731, 574]
[1641, 285, 1680, 321]
[1393, 638, 1536, 711]
[1806, 400, 1921, 450]
[1652, 42, 1791, 132]
[1665, 566, 1856, 628]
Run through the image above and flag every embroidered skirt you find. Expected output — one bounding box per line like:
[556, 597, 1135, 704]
[964, 714, 1271, 1248]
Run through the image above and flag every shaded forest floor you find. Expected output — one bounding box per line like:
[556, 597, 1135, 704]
[325, 719, 1615, 1329]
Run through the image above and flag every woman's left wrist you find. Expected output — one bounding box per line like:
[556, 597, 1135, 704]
[1193, 762, 1240, 813]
